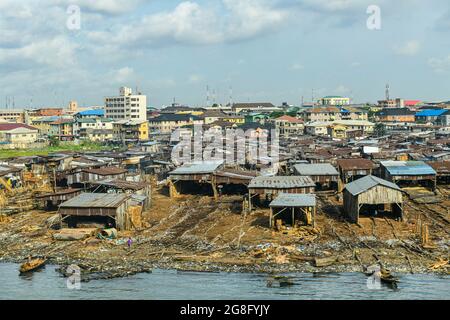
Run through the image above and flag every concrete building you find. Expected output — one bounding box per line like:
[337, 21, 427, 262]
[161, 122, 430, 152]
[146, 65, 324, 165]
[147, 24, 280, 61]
[318, 96, 350, 106]
[305, 120, 374, 138]
[113, 119, 149, 141]
[439, 110, 450, 126]
[148, 114, 203, 134]
[49, 118, 75, 141]
[0, 109, 25, 123]
[74, 118, 114, 138]
[375, 108, 416, 123]
[274, 115, 304, 138]
[105, 87, 147, 121]
[0, 123, 39, 144]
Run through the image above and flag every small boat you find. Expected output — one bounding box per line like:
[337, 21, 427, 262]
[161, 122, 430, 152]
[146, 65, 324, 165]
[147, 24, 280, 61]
[19, 258, 47, 274]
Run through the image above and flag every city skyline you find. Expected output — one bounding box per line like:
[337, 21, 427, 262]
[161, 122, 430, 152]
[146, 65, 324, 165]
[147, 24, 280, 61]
[1, 0, 450, 108]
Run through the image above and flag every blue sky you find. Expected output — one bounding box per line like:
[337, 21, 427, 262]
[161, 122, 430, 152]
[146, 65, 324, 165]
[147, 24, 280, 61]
[1, 0, 449, 108]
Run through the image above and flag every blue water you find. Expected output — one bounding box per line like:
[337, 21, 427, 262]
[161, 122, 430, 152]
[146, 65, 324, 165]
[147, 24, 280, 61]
[0, 263, 448, 300]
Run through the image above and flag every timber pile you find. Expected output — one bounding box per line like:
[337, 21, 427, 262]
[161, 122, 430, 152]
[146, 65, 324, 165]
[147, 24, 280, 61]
[53, 228, 98, 241]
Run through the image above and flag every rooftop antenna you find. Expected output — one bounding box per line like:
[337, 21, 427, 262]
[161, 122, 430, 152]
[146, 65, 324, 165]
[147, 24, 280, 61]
[312, 89, 315, 104]
[206, 85, 210, 107]
[229, 86, 233, 106]
[301, 96, 304, 107]
[385, 83, 390, 101]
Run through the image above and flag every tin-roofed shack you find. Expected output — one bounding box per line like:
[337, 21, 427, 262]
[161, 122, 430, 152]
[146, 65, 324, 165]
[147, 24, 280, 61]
[58, 193, 133, 230]
[379, 161, 437, 191]
[168, 161, 224, 198]
[269, 193, 316, 229]
[67, 167, 128, 187]
[336, 158, 376, 185]
[88, 179, 151, 209]
[36, 188, 82, 210]
[293, 163, 340, 190]
[427, 161, 450, 185]
[248, 175, 315, 208]
[343, 175, 403, 223]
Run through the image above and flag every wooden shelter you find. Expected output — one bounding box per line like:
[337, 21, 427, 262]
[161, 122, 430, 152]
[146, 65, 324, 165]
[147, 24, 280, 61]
[269, 193, 316, 228]
[343, 175, 403, 223]
[379, 161, 437, 190]
[248, 175, 315, 208]
[336, 158, 375, 184]
[293, 163, 340, 190]
[58, 193, 132, 230]
[168, 161, 224, 198]
[36, 188, 82, 210]
[426, 161, 450, 185]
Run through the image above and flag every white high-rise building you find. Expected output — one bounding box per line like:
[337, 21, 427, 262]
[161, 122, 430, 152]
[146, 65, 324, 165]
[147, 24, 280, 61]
[105, 87, 147, 121]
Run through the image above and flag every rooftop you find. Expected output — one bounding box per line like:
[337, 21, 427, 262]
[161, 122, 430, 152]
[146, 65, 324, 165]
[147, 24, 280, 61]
[59, 193, 129, 209]
[415, 109, 447, 117]
[337, 158, 376, 170]
[345, 175, 402, 196]
[170, 161, 224, 175]
[380, 161, 436, 176]
[249, 175, 315, 189]
[270, 193, 316, 207]
[0, 123, 38, 131]
[293, 163, 339, 176]
[77, 109, 105, 117]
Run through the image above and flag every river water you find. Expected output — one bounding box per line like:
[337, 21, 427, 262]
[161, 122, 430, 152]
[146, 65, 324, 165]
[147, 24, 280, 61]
[0, 263, 448, 300]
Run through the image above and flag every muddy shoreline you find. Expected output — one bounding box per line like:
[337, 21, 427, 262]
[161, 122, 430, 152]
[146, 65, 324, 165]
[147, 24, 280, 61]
[1, 189, 449, 282]
[1, 242, 447, 282]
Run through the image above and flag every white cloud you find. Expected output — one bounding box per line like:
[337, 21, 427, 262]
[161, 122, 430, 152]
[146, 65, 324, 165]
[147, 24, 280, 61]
[112, 67, 135, 83]
[87, 0, 289, 48]
[0, 36, 78, 68]
[428, 55, 450, 73]
[50, 0, 144, 15]
[393, 40, 421, 56]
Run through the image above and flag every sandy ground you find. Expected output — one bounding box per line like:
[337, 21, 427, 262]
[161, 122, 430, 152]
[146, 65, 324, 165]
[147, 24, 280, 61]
[0, 185, 449, 280]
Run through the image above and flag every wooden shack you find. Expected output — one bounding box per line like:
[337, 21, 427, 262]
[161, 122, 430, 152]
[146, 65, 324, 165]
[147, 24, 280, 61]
[269, 193, 316, 228]
[88, 179, 152, 209]
[67, 167, 128, 186]
[168, 161, 224, 198]
[379, 161, 437, 190]
[343, 175, 403, 223]
[427, 161, 450, 185]
[58, 193, 131, 230]
[337, 158, 376, 184]
[248, 175, 315, 207]
[293, 163, 340, 190]
[36, 188, 83, 210]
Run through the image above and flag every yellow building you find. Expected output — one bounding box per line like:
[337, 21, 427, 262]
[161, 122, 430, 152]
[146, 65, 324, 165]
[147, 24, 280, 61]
[113, 120, 149, 141]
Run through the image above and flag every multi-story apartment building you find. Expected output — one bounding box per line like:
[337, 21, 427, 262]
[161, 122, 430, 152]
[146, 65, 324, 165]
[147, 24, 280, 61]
[113, 120, 149, 141]
[105, 87, 147, 121]
[148, 114, 203, 134]
[274, 115, 304, 138]
[74, 118, 114, 138]
[375, 108, 416, 123]
[49, 118, 75, 141]
[302, 107, 342, 122]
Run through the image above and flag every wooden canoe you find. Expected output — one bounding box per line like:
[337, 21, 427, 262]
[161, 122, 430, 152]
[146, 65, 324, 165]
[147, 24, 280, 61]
[19, 258, 47, 274]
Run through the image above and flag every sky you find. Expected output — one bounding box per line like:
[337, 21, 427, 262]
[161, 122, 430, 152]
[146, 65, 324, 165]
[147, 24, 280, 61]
[0, 0, 450, 109]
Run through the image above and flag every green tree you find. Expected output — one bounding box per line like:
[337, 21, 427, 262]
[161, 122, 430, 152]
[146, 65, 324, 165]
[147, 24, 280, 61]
[49, 136, 60, 147]
[374, 123, 386, 137]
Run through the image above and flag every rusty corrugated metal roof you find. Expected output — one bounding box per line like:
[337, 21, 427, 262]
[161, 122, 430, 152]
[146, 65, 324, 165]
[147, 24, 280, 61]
[249, 175, 315, 189]
[59, 193, 129, 208]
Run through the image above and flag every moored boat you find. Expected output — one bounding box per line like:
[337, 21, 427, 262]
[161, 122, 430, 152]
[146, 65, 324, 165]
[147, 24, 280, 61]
[19, 258, 47, 274]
